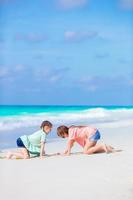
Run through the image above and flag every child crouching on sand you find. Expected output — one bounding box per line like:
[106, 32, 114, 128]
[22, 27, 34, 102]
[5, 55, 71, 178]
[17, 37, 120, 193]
[6, 120, 53, 159]
[57, 125, 115, 155]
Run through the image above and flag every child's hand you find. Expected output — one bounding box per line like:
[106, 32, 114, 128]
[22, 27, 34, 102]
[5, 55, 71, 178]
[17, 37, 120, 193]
[40, 156, 45, 159]
[60, 152, 70, 156]
[59, 152, 64, 156]
[65, 153, 70, 156]
[56, 152, 60, 155]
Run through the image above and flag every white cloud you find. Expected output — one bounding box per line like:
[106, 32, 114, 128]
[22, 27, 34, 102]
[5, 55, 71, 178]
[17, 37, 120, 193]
[0, 0, 16, 4]
[33, 67, 69, 83]
[0, 64, 26, 80]
[64, 31, 98, 42]
[129, 81, 133, 86]
[33, 68, 50, 81]
[15, 33, 48, 42]
[49, 74, 62, 83]
[86, 85, 98, 92]
[79, 75, 133, 92]
[119, 0, 133, 10]
[14, 64, 25, 72]
[57, 0, 133, 11]
[0, 67, 9, 78]
[65, 31, 77, 39]
[57, 0, 88, 10]
[80, 76, 94, 83]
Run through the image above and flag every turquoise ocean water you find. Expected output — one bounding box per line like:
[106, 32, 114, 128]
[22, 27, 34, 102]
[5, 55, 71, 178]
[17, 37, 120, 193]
[0, 105, 133, 149]
[0, 105, 133, 117]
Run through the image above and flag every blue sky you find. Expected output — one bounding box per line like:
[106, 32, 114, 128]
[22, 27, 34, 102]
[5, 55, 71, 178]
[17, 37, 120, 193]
[0, 0, 133, 105]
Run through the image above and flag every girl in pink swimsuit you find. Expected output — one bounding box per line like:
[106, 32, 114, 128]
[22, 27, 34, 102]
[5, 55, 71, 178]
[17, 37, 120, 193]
[57, 125, 115, 155]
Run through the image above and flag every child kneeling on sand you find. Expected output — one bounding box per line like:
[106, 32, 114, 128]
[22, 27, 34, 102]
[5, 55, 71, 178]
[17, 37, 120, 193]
[57, 125, 115, 155]
[6, 120, 53, 159]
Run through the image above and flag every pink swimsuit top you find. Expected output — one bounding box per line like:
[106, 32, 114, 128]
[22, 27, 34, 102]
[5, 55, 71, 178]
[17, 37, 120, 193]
[68, 126, 97, 147]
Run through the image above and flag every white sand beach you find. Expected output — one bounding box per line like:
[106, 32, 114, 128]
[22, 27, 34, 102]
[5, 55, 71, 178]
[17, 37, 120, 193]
[0, 124, 133, 200]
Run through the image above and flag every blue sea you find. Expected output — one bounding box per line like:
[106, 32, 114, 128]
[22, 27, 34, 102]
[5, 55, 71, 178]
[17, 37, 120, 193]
[0, 105, 133, 149]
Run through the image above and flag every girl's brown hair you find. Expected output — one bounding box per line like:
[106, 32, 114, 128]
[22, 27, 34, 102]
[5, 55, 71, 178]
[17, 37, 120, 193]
[57, 125, 69, 138]
[40, 121, 53, 129]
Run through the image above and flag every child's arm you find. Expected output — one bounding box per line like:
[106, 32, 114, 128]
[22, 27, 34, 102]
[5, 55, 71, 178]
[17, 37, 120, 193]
[62, 140, 74, 156]
[40, 142, 45, 158]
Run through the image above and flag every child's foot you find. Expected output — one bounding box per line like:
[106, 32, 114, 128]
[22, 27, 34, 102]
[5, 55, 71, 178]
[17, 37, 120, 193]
[102, 144, 108, 153]
[6, 152, 12, 159]
[106, 145, 116, 153]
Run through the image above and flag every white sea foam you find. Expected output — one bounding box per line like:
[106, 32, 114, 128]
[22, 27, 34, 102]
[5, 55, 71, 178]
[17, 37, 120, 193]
[0, 108, 133, 131]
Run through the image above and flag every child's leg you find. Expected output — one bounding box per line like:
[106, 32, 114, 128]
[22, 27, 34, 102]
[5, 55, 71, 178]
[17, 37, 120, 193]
[21, 148, 30, 159]
[84, 143, 115, 155]
[6, 151, 25, 159]
[83, 140, 97, 154]
[104, 145, 116, 153]
[6, 148, 30, 159]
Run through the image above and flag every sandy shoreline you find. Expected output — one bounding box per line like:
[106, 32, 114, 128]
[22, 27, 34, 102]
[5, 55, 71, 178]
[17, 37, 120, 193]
[0, 126, 133, 200]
